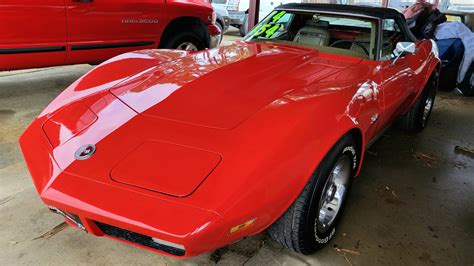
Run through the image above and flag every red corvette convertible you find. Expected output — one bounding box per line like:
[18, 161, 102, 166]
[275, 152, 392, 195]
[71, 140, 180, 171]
[20, 4, 440, 258]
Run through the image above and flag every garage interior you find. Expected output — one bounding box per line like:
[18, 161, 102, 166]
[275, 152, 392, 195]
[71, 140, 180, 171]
[2, 32, 473, 265]
[1, 1, 473, 265]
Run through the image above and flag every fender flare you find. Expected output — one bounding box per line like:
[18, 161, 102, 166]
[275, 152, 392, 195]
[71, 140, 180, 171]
[296, 115, 366, 196]
[312, 117, 365, 177]
[415, 40, 442, 101]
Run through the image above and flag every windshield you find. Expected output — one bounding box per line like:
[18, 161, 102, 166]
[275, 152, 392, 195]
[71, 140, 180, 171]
[243, 10, 378, 60]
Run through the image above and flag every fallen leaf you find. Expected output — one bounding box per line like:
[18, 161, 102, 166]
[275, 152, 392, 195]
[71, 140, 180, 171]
[32, 222, 68, 240]
[334, 245, 361, 255]
[391, 190, 398, 197]
[413, 152, 439, 168]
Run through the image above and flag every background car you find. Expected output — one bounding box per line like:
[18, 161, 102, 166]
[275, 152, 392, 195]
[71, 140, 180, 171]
[222, 0, 301, 36]
[0, 0, 221, 71]
[442, 10, 474, 30]
[212, 1, 231, 44]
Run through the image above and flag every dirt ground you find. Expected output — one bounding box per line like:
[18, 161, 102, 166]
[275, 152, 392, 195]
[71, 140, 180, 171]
[1, 31, 473, 265]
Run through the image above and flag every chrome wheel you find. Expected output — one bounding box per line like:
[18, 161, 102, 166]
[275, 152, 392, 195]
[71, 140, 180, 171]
[176, 42, 198, 51]
[421, 89, 435, 127]
[316, 155, 351, 233]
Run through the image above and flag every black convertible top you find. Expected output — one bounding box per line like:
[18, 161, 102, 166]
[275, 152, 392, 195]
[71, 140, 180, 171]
[277, 3, 404, 19]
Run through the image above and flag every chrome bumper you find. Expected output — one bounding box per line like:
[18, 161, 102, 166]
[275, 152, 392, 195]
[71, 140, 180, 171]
[209, 34, 220, 48]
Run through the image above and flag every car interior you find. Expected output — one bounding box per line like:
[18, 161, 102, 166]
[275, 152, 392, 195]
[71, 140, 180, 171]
[244, 10, 407, 61]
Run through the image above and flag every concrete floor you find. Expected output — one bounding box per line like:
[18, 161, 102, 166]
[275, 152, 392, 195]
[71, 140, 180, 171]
[1, 31, 474, 265]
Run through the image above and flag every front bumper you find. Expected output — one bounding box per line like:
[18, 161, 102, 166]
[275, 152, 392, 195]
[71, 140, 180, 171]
[207, 24, 221, 48]
[19, 119, 227, 258]
[210, 34, 220, 48]
[41, 172, 226, 257]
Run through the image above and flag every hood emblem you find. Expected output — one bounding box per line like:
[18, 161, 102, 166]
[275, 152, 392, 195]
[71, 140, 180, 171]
[75, 144, 96, 160]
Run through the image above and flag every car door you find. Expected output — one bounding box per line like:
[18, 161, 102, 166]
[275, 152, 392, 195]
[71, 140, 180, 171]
[378, 18, 419, 130]
[65, 0, 163, 65]
[0, 0, 67, 70]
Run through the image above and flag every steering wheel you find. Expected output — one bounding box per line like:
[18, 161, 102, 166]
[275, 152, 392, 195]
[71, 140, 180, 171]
[329, 40, 370, 57]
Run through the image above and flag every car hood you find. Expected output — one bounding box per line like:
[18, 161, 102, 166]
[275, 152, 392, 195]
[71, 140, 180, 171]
[109, 42, 361, 130]
[31, 41, 365, 198]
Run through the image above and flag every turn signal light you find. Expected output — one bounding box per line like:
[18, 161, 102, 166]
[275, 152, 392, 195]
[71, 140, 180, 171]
[229, 218, 256, 234]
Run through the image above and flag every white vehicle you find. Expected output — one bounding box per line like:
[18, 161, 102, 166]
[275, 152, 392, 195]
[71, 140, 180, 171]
[225, 0, 301, 36]
[212, 1, 231, 44]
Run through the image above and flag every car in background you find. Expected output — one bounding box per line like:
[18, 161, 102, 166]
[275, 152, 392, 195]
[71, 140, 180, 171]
[441, 3, 474, 13]
[225, 0, 249, 36]
[20, 4, 440, 258]
[224, 0, 301, 36]
[0, 0, 221, 71]
[212, 1, 231, 44]
[442, 10, 474, 30]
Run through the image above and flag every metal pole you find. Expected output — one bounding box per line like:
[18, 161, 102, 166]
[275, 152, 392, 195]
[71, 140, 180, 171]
[248, 0, 260, 32]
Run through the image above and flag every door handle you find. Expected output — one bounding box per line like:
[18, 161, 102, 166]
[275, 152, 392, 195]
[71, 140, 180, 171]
[73, 0, 93, 3]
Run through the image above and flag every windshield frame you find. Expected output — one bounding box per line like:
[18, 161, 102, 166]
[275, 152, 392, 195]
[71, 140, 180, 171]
[243, 8, 384, 61]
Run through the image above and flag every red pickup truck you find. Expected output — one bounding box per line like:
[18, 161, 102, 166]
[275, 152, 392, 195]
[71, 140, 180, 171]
[0, 0, 220, 71]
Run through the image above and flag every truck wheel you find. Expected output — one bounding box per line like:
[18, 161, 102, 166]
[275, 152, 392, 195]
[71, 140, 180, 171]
[162, 31, 205, 51]
[240, 14, 248, 37]
[458, 84, 474, 97]
[399, 70, 438, 132]
[268, 135, 357, 254]
[216, 22, 224, 45]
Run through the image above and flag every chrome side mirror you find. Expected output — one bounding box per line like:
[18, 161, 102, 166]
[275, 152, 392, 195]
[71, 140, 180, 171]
[391, 42, 416, 66]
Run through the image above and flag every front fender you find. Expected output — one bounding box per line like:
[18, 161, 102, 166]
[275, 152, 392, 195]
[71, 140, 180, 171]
[40, 49, 189, 117]
[211, 93, 363, 248]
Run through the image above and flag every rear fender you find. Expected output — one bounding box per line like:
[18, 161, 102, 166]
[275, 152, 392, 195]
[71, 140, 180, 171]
[412, 40, 441, 102]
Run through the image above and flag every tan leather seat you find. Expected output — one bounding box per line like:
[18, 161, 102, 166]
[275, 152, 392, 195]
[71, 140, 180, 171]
[293, 20, 330, 46]
[350, 34, 371, 56]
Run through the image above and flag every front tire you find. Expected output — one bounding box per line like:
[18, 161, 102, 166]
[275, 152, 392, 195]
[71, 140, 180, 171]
[161, 31, 205, 51]
[268, 135, 358, 254]
[457, 63, 474, 96]
[216, 22, 224, 45]
[399, 70, 438, 132]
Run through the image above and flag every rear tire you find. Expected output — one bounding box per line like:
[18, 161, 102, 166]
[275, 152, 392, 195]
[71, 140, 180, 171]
[161, 31, 205, 51]
[268, 135, 358, 254]
[457, 63, 474, 96]
[398, 70, 438, 132]
[239, 15, 248, 37]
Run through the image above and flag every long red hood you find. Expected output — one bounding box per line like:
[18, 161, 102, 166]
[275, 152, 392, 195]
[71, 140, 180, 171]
[27, 42, 366, 198]
[108, 42, 361, 129]
[41, 42, 362, 130]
